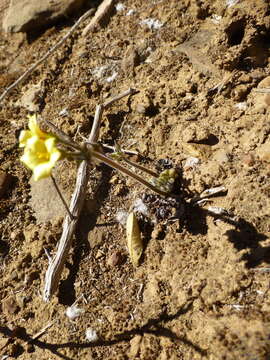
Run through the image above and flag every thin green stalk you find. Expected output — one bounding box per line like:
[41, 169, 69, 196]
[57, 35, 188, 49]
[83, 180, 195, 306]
[50, 175, 75, 220]
[120, 157, 159, 178]
[91, 149, 167, 196]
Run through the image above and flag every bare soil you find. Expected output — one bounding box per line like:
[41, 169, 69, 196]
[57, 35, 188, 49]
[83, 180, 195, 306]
[1, 1, 270, 359]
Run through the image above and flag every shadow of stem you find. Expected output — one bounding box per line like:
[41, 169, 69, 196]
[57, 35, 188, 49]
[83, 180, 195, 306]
[0, 300, 207, 360]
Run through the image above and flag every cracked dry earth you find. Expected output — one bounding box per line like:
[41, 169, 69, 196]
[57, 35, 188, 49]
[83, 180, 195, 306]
[0, 0, 270, 359]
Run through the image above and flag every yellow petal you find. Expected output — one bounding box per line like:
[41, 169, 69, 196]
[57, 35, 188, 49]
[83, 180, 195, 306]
[26, 136, 48, 154]
[20, 147, 45, 170]
[19, 130, 32, 147]
[32, 162, 55, 181]
[28, 114, 47, 138]
[44, 138, 62, 163]
[126, 212, 143, 266]
[44, 137, 57, 153]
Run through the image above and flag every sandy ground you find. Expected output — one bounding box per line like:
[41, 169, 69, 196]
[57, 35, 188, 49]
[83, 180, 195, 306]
[0, 0, 270, 359]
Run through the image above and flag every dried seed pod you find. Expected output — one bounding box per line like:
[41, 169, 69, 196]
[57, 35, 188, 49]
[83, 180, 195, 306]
[126, 212, 143, 266]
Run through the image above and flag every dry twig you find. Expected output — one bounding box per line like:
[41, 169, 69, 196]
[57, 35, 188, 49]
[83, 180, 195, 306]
[31, 321, 55, 341]
[82, 0, 115, 36]
[253, 88, 270, 93]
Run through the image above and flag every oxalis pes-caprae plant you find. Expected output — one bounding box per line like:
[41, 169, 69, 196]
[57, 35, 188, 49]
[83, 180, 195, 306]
[19, 114, 177, 195]
[19, 94, 228, 303]
[18, 91, 179, 302]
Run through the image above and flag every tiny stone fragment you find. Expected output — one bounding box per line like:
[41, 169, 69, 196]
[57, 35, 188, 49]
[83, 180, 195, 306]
[95, 249, 104, 259]
[88, 228, 105, 248]
[2, 296, 20, 315]
[121, 45, 140, 74]
[107, 251, 123, 266]
[85, 328, 99, 342]
[242, 153, 255, 167]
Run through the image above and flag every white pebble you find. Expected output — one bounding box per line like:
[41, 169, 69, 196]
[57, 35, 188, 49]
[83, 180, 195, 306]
[184, 157, 200, 169]
[234, 102, 247, 111]
[85, 328, 99, 342]
[126, 9, 135, 16]
[211, 14, 222, 24]
[59, 108, 69, 117]
[115, 3, 125, 11]
[226, 0, 240, 8]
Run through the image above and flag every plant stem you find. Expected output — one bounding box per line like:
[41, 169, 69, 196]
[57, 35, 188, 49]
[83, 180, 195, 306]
[91, 149, 167, 196]
[120, 157, 159, 178]
[50, 175, 75, 220]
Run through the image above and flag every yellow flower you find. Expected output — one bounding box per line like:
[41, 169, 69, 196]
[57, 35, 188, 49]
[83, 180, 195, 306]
[19, 115, 62, 181]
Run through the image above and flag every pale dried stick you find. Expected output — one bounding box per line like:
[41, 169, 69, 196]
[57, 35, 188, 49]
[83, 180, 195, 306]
[210, 70, 238, 94]
[82, 0, 115, 36]
[102, 143, 139, 156]
[0, 8, 95, 103]
[43, 88, 135, 302]
[31, 321, 55, 341]
[253, 88, 270, 93]
[43, 160, 88, 302]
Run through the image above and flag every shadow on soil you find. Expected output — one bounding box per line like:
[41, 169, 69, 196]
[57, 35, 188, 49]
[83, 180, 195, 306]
[225, 217, 268, 268]
[179, 199, 268, 268]
[0, 299, 207, 360]
[58, 165, 269, 306]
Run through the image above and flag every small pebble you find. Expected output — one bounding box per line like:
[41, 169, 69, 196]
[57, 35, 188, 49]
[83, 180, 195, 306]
[2, 296, 20, 315]
[10, 230, 22, 241]
[183, 156, 200, 169]
[85, 328, 99, 342]
[242, 153, 255, 167]
[136, 104, 147, 114]
[109, 175, 120, 185]
[95, 249, 104, 259]
[107, 251, 123, 266]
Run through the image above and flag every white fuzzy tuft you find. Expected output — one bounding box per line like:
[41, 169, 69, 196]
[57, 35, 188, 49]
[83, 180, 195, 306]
[140, 18, 163, 30]
[116, 210, 129, 226]
[133, 198, 148, 216]
[66, 305, 85, 320]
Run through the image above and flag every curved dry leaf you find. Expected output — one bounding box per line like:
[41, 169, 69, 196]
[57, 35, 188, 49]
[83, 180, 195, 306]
[126, 212, 143, 266]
